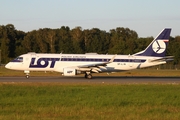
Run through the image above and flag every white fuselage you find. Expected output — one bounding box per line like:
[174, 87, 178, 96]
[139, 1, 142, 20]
[5, 53, 166, 73]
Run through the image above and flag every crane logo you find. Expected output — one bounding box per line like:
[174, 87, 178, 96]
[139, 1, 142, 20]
[152, 40, 166, 54]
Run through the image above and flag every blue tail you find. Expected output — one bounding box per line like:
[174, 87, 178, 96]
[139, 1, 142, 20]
[134, 28, 171, 57]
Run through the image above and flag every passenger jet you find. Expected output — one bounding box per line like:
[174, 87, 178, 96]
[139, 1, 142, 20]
[5, 28, 173, 79]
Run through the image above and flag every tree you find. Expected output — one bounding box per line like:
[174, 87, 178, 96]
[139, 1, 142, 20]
[47, 29, 56, 53]
[22, 30, 38, 52]
[0, 24, 180, 66]
[0, 37, 9, 63]
[167, 36, 180, 65]
[14, 30, 26, 56]
[108, 27, 126, 54]
[56, 26, 73, 53]
[71, 27, 84, 53]
[134, 37, 153, 53]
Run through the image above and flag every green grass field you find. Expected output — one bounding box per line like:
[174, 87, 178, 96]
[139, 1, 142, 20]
[0, 83, 180, 120]
[1, 66, 180, 119]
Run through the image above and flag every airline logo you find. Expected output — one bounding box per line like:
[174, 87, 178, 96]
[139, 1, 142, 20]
[29, 58, 60, 68]
[152, 40, 167, 54]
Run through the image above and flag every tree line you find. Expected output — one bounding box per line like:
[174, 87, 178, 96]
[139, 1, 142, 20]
[0, 24, 179, 65]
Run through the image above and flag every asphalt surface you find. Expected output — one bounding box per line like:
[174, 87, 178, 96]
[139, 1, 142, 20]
[0, 76, 180, 84]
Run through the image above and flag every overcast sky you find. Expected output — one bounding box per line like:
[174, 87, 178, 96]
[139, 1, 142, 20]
[1, 0, 180, 37]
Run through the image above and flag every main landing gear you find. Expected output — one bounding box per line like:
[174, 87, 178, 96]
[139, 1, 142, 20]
[84, 72, 92, 79]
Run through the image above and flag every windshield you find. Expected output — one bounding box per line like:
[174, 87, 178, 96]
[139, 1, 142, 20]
[11, 57, 23, 62]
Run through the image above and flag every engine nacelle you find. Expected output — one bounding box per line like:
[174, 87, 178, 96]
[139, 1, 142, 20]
[63, 68, 79, 76]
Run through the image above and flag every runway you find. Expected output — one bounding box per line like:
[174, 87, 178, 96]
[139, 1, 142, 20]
[0, 76, 180, 84]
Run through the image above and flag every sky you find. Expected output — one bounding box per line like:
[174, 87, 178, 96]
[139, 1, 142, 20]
[0, 0, 180, 37]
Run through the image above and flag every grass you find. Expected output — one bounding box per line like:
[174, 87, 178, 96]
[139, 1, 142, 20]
[0, 83, 180, 120]
[1, 66, 180, 119]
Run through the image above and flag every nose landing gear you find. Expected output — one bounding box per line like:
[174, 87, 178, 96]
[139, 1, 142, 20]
[26, 75, 30, 79]
[24, 70, 30, 79]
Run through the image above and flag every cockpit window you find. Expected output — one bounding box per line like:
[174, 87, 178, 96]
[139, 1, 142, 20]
[12, 57, 23, 62]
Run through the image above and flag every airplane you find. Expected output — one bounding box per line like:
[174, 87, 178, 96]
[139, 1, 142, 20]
[5, 28, 173, 79]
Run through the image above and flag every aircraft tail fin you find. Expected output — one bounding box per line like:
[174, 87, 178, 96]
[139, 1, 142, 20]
[134, 28, 171, 57]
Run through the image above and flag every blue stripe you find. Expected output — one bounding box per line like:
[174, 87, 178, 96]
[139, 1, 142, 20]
[61, 58, 146, 63]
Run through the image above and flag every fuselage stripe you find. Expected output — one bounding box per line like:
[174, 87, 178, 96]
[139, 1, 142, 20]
[61, 58, 146, 63]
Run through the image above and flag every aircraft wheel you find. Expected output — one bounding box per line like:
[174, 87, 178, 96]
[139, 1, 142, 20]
[26, 75, 29, 79]
[87, 74, 92, 79]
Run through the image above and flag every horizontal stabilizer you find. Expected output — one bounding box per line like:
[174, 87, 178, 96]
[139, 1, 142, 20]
[149, 56, 174, 62]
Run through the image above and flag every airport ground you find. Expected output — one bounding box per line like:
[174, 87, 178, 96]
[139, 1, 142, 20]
[0, 67, 180, 119]
[1, 65, 180, 77]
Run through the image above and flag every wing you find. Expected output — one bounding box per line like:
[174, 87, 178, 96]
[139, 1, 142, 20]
[75, 55, 116, 73]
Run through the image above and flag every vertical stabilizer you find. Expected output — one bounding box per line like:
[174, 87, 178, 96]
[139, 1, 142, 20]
[134, 28, 171, 57]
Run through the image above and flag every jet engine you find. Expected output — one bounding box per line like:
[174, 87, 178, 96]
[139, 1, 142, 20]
[63, 68, 81, 76]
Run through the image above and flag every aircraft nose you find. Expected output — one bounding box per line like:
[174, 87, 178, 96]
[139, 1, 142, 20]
[5, 63, 11, 69]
